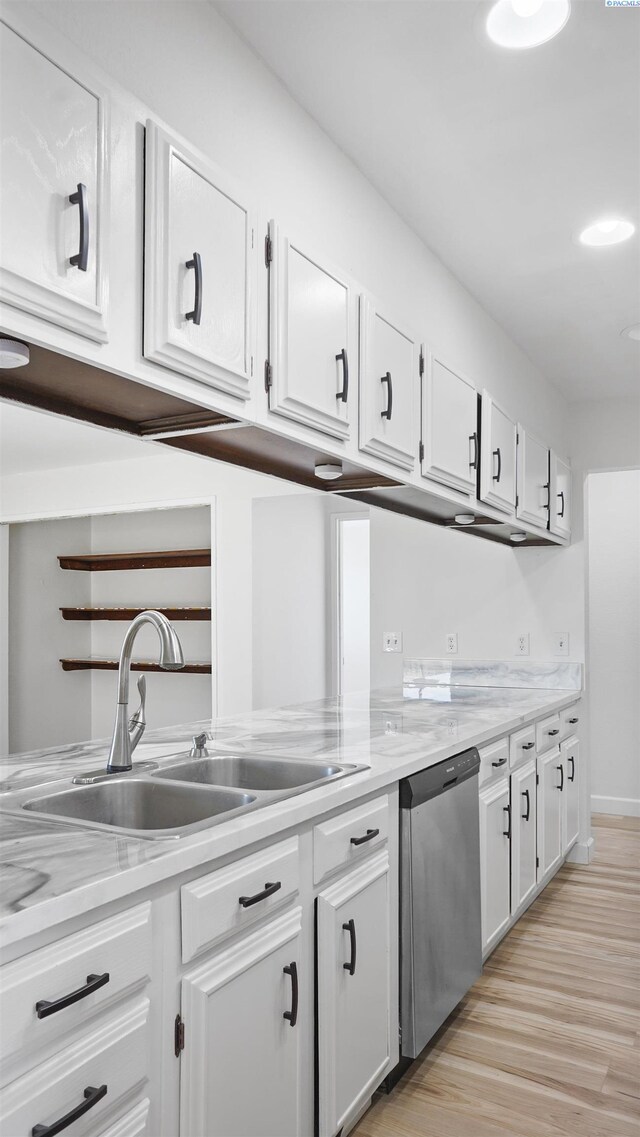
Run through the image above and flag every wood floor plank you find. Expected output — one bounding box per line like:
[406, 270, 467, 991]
[352, 816, 640, 1137]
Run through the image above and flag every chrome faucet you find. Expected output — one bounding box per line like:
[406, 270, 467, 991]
[107, 611, 185, 773]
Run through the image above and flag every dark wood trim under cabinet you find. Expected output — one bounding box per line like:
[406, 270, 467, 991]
[60, 606, 212, 621]
[58, 550, 211, 572]
[60, 659, 212, 673]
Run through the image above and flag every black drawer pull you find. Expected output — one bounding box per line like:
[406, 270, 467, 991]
[336, 348, 349, 402]
[502, 804, 511, 840]
[32, 1084, 107, 1137]
[493, 447, 502, 482]
[381, 372, 393, 420]
[186, 251, 202, 325]
[283, 961, 298, 1027]
[522, 742, 534, 751]
[548, 729, 560, 736]
[522, 788, 531, 821]
[558, 490, 565, 518]
[350, 827, 380, 846]
[35, 972, 109, 1019]
[569, 717, 579, 724]
[69, 183, 89, 272]
[557, 764, 564, 791]
[238, 880, 281, 908]
[568, 755, 575, 782]
[491, 757, 507, 767]
[342, 918, 356, 976]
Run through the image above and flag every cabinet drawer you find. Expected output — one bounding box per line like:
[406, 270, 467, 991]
[0, 998, 150, 1137]
[478, 738, 509, 787]
[181, 837, 299, 963]
[313, 797, 388, 884]
[536, 714, 561, 755]
[560, 703, 581, 740]
[509, 725, 536, 769]
[93, 1100, 151, 1137]
[0, 903, 152, 1072]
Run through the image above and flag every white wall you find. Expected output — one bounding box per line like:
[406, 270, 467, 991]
[586, 470, 640, 816]
[570, 397, 640, 474]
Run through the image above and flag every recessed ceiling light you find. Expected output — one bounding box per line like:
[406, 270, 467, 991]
[315, 462, 343, 481]
[0, 338, 29, 369]
[486, 0, 570, 49]
[579, 218, 636, 247]
[621, 323, 640, 341]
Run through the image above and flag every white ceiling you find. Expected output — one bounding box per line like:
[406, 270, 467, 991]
[0, 404, 158, 478]
[217, 0, 640, 401]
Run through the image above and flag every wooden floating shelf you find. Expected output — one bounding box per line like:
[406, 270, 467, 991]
[58, 549, 211, 572]
[60, 659, 212, 674]
[60, 606, 211, 622]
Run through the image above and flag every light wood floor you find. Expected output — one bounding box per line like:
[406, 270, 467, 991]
[353, 815, 640, 1137]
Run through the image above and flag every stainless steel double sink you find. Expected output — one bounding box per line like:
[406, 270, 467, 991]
[2, 753, 368, 840]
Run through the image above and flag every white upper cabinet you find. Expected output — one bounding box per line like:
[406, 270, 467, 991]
[421, 352, 478, 495]
[550, 452, 571, 539]
[479, 392, 517, 514]
[358, 296, 420, 470]
[267, 220, 356, 440]
[0, 20, 109, 341]
[144, 122, 256, 399]
[516, 425, 550, 530]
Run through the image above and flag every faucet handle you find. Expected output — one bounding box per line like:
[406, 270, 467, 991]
[190, 732, 209, 758]
[128, 674, 147, 753]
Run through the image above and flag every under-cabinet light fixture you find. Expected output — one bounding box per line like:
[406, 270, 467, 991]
[0, 338, 29, 369]
[510, 532, 528, 543]
[454, 514, 476, 526]
[315, 462, 343, 481]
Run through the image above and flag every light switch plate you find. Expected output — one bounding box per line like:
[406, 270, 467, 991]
[554, 632, 569, 656]
[383, 631, 403, 653]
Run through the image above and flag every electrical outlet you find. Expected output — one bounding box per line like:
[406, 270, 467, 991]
[447, 718, 458, 736]
[516, 633, 530, 656]
[554, 632, 569, 656]
[446, 633, 458, 655]
[385, 715, 402, 735]
[383, 631, 403, 653]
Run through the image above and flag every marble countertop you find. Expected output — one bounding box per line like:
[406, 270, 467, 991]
[0, 681, 581, 947]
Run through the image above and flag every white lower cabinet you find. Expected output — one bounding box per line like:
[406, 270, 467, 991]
[316, 851, 391, 1137]
[510, 759, 537, 915]
[179, 908, 303, 1137]
[562, 737, 580, 855]
[479, 778, 511, 954]
[537, 749, 563, 879]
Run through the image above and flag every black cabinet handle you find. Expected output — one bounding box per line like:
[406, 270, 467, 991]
[186, 252, 202, 325]
[502, 804, 511, 839]
[238, 880, 281, 908]
[568, 755, 575, 783]
[493, 447, 502, 482]
[543, 482, 551, 512]
[522, 788, 531, 821]
[336, 348, 349, 402]
[342, 918, 356, 976]
[491, 757, 507, 767]
[381, 372, 393, 420]
[283, 962, 298, 1027]
[557, 764, 564, 791]
[522, 742, 535, 751]
[69, 183, 89, 272]
[558, 490, 565, 518]
[469, 433, 479, 470]
[350, 827, 380, 846]
[548, 729, 560, 736]
[32, 1085, 107, 1137]
[36, 972, 109, 1020]
[569, 717, 579, 725]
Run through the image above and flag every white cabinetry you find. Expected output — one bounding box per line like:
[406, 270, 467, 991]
[316, 852, 391, 1137]
[516, 426, 550, 530]
[537, 749, 563, 879]
[144, 122, 256, 398]
[0, 20, 109, 341]
[479, 393, 517, 514]
[421, 352, 478, 494]
[510, 759, 537, 915]
[479, 777, 511, 954]
[267, 220, 356, 440]
[358, 296, 419, 470]
[550, 453, 571, 539]
[180, 908, 303, 1137]
[561, 737, 580, 855]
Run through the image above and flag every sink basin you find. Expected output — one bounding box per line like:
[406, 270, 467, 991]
[153, 755, 347, 791]
[22, 779, 255, 838]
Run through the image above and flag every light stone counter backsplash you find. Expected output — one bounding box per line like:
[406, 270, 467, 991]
[404, 659, 583, 691]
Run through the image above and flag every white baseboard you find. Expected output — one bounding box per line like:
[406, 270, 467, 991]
[566, 837, 595, 864]
[591, 795, 640, 818]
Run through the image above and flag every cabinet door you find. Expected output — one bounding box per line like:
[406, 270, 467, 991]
[180, 909, 303, 1137]
[317, 852, 391, 1137]
[537, 750, 563, 879]
[562, 738, 580, 854]
[550, 452, 571, 539]
[421, 351, 478, 494]
[144, 122, 256, 399]
[516, 426, 550, 530]
[479, 392, 517, 514]
[510, 760, 537, 915]
[358, 296, 419, 470]
[479, 778, 511, 954]
[0, 19, 109, 341]
[268, 220, 355, 440]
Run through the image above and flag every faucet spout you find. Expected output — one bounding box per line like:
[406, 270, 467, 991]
[107, 610, 185, 773]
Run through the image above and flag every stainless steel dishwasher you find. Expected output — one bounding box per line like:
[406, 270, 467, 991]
[395, 747, 482, 1077]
